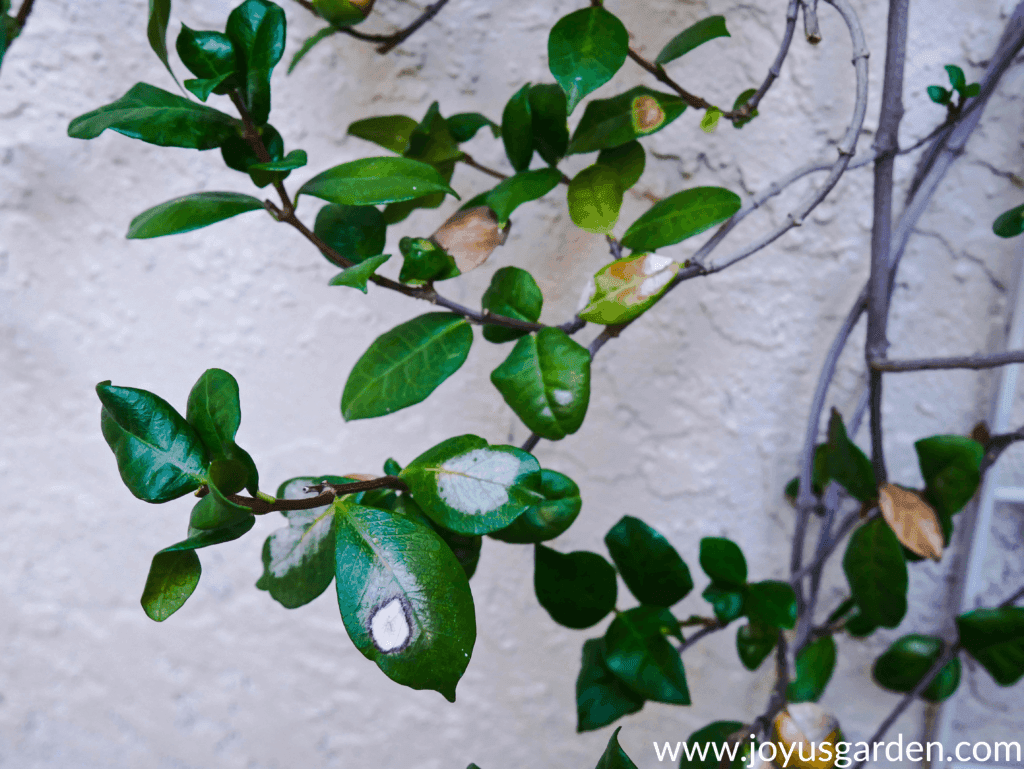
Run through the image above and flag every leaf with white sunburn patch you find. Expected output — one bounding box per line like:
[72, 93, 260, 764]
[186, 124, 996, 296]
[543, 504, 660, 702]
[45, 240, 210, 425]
[400, 434, 543, 535]
[878, 483, 944, 561]
[578, 253, 680, 325]
[430, 205, 507, 274]
[333, 497, 476, 702]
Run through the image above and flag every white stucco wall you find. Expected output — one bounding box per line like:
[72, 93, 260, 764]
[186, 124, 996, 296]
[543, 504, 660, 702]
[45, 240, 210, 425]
[2, 0, 1023, 767]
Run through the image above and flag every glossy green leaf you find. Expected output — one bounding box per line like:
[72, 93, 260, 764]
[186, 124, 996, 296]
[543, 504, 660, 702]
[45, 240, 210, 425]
[700, 108, 722, 133]
[313, 0, 372, 27]
[535, 545, 617, 629]
[578, 252, 681, 325]
[347, 114, 418, 155]
[597, 141, 645, 190]
[576, 638, 645, 732]
[68, 83, 239, 149]
[126, 192, 263, 239]
[604, 607, 690, 705]
[250, 149, 307, 172]
[529, 84, 569, 165]
[185, 368, 258, 495]
[329, 253, 390, 293]
[189, 478, 253, 530]
[141, 550, 201, 621]
[407, 101, 463, 165]
[605, 516, 693, 607]
[314, 203, 387, 265]
[822, 409, 876, 502]
[398, 237, 459, 285]
[176, 26, 237, 83]
[731, 88, 759, 129]
[425, 516, 482, 580]
[447, 112, 501, 143]
[384, 458, 402, 476]
[994, 204, 1024, 238]
[97, 381, 207, 503]
[489, 469, 582, 544]
[567, 87, 687, 155]
[915, 435, 983, 517]
[184, 73, 235, 102]
[401, 434, 543, 535]
[341, 313, 473, 420]
[621, 186, 741, 252]
[161, 515, 256, 551]
[595, 727, 640, 769]
[788, 635, 836, 702]
[964, 82, 981, 97]
[945, 64, 967, 94]
[678, 721, 747, 769]
[957, 607, 1024, 686]
[702, 584, 745, 623]
[502, 83, 534, 172]
[219, 123, 284, 187]
[548, 7, 629, 114]
[226, 0, 286, 125]
[873, 633, 961, 701]
[928, 85, 951, 105]
[147, 0, 176, 83]
[745, 580, 797, 629]
[843, 517, 908, 629]
[655, 16, 730, 66]
[485, 168, 562, 226]
[736, 621, 776, 670]
[490, 328, 590, 440]
[699, 537, 747, 587]
[298, 157, 458, 206]
[568, 164, 623, 234]
[481, 266, 543, 344]
[288, 26, 336, 73]
[333, 497, 476, 702]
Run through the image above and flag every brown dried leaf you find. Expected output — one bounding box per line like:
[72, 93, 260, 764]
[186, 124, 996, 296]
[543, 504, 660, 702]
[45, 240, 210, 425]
[344, 473, 378, 482]
[430, 206, 506, 274]
[878, 483, 944, 561]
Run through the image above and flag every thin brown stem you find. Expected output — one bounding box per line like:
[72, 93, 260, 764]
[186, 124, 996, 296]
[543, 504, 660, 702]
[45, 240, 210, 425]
[460, 153, 509, 181]
[216, 475, 409, 515]
[14, 0, 35, 29]
[873, 349, 1024, 372]
[298, 0, 452, 54]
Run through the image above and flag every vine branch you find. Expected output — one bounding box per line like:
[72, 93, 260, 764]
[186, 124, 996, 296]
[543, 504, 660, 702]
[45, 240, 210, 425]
[295, 0, 451, 55]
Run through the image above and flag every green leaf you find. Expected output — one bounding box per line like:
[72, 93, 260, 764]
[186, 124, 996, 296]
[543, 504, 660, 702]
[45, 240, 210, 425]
[578, 252, 681, 325]
[821, 409, 876, 502]
[993, 204, 1024, 238]
[407, 101, 463, 165]
[604, 515, 693, 607]
[700, 108, 722, 133]
[384, 458, 402, 476]
[843, 517, 908, 629]
[699, 537, 747, 587]
[398, 237, 459, 285]
[927, 85, 952, 105]
[68, 83, 240, 149]
[872, 634, 961, 701]
[595, 727, 640, 769]
[535, 544, 617, 629]
[489, 469, 582, 544]
[957, 607, 1024, 686]
[481, 266, 544, 344]
[621, 186, 741, 252]
[347, 114, 418, 154]
[219, 123, 285, 187]
[176, 26, 238, 83]
[126, 192, 263, 239]
[576, 638, 645, 732]
[964, 82, 981, 97]
[314, 203, 387, 265]
[568, 164, 623, 234]
[341, 312, 473, 420]
[141, 550, 201, 621]
[604, 607, 690, 705]
[502, 83, 534, 172]
[184, 73, 235, 102]
[313, 0, 372, 26]
[97, 381, 207, 503]
[329, 253, 390, 293]
[731, 88, 759, 129]
[945, 64, 967, 94]
[161, 515, 256, 551]
[788, 635, 836, 702]
[490, 328, 590, 440]
[298, 157, 459, 206]
[226, 0, 286, 125]
[548, 7, 629, 115]
[915, 435, 983, 517]
[655, 16, 730, 66]
[529, 84, 569, 166]
[250, 149, 307, 172]
[185, 368, 258, 495]
[147, 0, 176, 83]
[447, 112, 501, 143]
[745, 581, 797, 629]
[188, 478, 253, 530]
[567, 87, 687, 155]
[288, 26, 336, 74]
[597, 141, 645, 190]
[678, 721, 747, 769]
[400, 435, 543, 535]
[333, 497, 476, 702]
[485, 168, 562, 226]
[736, 621, 776, 670]
[702, 584, 745, 623]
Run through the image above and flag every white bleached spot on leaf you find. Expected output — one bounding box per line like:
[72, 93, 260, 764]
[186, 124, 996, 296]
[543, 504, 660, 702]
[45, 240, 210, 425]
[268, 512, 332, 577]
[437, 448, 522, 515]
[552, 389, 573, 406]
[642, 254, 674, 274]
[370, 596, 412, 652]
[640, 267, 675, 297]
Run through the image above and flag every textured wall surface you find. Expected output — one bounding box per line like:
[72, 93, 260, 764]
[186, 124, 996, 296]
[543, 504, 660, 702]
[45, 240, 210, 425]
[2, 0, 1023, 767]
